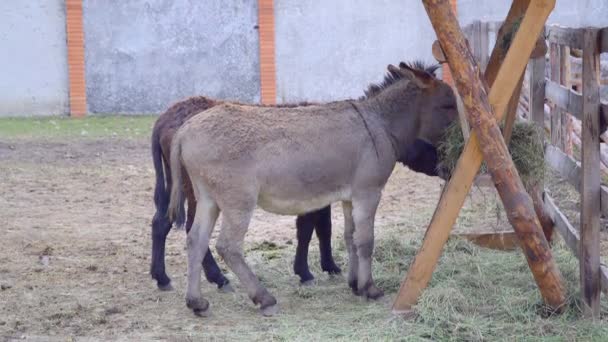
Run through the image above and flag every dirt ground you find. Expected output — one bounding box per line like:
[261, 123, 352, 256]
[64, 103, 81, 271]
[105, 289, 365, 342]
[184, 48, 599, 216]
[0, 134, 603, 340]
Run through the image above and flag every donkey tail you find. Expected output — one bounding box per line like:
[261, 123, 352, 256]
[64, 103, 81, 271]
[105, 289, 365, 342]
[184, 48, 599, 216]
[151, 128, 170, 218]
[168, 133, 186, 228]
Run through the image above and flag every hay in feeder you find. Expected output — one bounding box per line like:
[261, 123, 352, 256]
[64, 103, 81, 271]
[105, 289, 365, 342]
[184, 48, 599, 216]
[437, 121, 545, 185]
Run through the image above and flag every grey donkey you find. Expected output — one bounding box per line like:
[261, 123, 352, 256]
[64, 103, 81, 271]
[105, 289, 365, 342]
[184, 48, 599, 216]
[168, 62, 458, 317]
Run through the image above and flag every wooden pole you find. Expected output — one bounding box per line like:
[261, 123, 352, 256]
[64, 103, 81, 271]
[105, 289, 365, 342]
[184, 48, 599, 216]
[393, 0, 566, 313]
[580, 28, 601, 318]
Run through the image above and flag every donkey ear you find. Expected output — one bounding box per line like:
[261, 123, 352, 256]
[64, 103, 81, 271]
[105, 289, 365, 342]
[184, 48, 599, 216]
[400, 65, 434, 89]
[387, 64, 401, 75]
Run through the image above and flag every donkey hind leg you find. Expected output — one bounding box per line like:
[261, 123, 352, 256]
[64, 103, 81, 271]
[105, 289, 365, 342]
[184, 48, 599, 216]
[294, 213, 316, 284]
[185, 192, 219, 317]
[342, 201, 359, 293]
[151, 209, 173, 290]
[202, 251, 234, 292]
[352, 193, 383, 300]
[314, 206, 341, 275]
[185, 183, 232, 292]
[216, 208, 278, 316]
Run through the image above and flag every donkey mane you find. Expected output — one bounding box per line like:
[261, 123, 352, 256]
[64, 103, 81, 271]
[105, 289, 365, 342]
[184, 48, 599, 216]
[363, 60, 440, 99]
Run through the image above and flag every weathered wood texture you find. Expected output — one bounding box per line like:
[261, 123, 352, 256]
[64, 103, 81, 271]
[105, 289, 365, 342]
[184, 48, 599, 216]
[544, 194, 608, 296]
[550, 43, 564, 149]
[580, 28, 601, 318]
[528, 55, 546, 128]
[393, 0, 566, 313]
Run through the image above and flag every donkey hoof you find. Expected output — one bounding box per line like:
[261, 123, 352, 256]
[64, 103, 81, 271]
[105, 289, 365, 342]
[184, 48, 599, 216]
[365, 285, 384, 300]
[157, 282, 174, 291]
[300, 279, 315, 287]
[186, 297, 210, 317]
[322, 263, 342, 275]
[260, 303, 279, 317]
[218, 283, 235, 293]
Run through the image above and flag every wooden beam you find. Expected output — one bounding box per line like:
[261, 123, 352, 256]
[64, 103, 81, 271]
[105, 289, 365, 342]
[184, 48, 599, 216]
[528, 56, 546, 128]
[546, 26, 584, 50]
[599, 27, 608, 53]
[549, 43, 564, 149]
[545, 145, 581, 191]
[545, 81, 583, 120]
[602, 185, 608, 217]
[560, 45, 573, 156]
[580, 28, 601, 318]
[393, 0, 566, 313]
[544, 193, 579, 255]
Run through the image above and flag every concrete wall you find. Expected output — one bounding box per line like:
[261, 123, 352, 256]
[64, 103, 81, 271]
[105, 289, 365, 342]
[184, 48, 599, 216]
[1, 1, 607, 116]
[459, 0, 608, 27]
[274, 0, 438, 103]
[82, 0, 260, 114]
[0, 1, 68, 116]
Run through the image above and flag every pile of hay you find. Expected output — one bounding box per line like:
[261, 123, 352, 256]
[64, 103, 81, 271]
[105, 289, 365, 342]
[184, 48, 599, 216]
[437, 121, 545, 185]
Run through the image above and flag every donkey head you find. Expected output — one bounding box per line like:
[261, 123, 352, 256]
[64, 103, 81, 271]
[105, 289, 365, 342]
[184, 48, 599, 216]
[388, 62, 458, 148]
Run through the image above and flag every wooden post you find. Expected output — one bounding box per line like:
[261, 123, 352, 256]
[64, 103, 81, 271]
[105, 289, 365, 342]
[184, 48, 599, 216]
[560, 45, 574, 155]
[528, 46, 546, 128]
[549, 43, 563, 148]
[580, 28, 601, 318]
[393, 0, 566, 313]
[480, 22, 490, 71]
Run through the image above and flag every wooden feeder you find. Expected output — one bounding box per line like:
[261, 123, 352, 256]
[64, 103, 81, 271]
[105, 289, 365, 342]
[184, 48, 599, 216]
[392, 0, 574, 316]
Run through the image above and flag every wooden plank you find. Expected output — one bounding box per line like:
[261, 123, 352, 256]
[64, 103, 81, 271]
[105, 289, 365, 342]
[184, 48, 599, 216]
[544, 193, 579, 256]
[600, 27, 608, 53]
[560, 45, 573, 155]
[545, 81, 583, 120]
[602, 185, 608, 217]
[545, 144, 582, 192]
[544, 193, 608, 295]
[546, 26, 584, 49]
[480, 21, 490, 70]
[394, 0, 565, 313]
[528, 56, 546, 128]
[580, 28, 601, 318]
[550, 43, 563, 149]
[601, 101, 608, 134]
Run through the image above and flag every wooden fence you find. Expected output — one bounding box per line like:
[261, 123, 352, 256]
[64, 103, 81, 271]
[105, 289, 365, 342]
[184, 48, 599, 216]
[463, 21, 608, 315]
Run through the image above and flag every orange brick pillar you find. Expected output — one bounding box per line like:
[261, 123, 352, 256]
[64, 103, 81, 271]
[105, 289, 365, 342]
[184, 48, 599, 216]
[258, 0, 277, 105]
[441, 0, 458, 85]
[66, 0, 87, 117]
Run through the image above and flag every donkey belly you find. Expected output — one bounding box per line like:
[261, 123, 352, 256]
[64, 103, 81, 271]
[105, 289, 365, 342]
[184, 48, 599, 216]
[257, 187, 350, 216]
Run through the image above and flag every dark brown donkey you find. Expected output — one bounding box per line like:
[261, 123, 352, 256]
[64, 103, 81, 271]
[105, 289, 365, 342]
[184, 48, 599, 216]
[169, 61, 457, 316]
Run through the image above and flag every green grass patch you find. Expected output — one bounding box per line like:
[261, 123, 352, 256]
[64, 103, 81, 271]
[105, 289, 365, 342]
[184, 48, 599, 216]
[0, 115, 156, 139]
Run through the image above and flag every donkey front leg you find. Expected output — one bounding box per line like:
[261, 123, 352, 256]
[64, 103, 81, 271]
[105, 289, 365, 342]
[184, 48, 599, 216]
[185, 198, 219, 317]
[352, 193, 383, 300]
[216, 208, 278, 316]
[342, 201, 359, 293]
